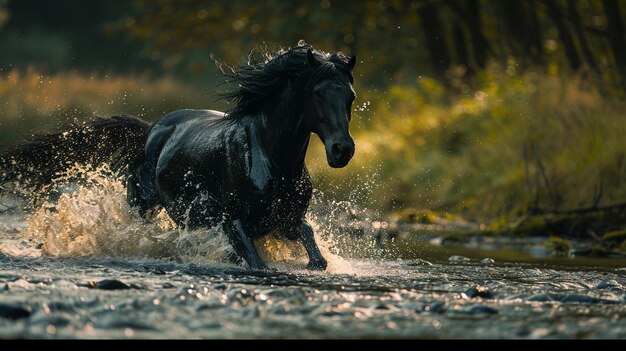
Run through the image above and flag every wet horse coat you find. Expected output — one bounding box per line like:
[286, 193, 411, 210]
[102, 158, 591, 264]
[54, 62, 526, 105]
[127, 45, 357, 270]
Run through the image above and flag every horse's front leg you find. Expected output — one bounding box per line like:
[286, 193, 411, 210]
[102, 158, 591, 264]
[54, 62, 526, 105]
[223, 219, 268, 270]
[290, 221, 327, 271]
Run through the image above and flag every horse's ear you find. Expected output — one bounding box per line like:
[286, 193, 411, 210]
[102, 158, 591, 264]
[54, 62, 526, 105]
[348, 55, 356, 71]
[306, 49, 319, 67]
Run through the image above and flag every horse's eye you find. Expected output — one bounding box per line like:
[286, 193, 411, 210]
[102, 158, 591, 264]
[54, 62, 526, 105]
[314, 90, 323, 99]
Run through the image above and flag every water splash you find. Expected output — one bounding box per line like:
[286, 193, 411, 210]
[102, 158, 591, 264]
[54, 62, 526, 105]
[23, 164, 234, 264]
[307, 193, 387, 275]
[7, 164, 383, 274]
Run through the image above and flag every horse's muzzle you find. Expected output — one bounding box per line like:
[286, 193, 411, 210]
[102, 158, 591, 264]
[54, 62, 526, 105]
[328, 141, 355, 168]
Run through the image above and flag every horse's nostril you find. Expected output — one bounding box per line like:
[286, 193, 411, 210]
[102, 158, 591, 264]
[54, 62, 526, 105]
[347, 146, 354, 158]
[330, 142, 354, 162]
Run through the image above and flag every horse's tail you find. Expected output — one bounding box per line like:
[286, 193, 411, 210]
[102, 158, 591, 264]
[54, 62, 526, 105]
[0, 115, 151, 197]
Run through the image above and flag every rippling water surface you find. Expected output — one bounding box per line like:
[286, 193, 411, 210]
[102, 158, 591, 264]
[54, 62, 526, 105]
[0, 168, 625, 339]
[1, 254, 625, 339]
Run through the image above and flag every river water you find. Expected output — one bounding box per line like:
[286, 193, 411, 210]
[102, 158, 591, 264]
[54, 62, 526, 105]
[0, 167, 625, 339]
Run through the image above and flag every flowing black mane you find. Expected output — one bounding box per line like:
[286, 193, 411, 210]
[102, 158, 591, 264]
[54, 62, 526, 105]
[220, 43, 354, 117]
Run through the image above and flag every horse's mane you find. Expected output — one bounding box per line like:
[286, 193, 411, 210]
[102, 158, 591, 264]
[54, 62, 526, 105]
[219, 43, 353, 117]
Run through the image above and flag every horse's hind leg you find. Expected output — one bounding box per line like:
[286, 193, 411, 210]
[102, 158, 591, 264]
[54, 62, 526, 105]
[127, 125, 174, 217]
[127, 162, 157, 217]
[288, 221, 327, 271]
[127, 151, 160, 217]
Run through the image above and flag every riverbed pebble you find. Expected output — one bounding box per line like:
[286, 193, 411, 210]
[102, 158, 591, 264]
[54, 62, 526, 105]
[91, 279, 131, 290]
[593, 280, 623, 291]
[0, 303, 31, 320]
[464, 285, 494, 299]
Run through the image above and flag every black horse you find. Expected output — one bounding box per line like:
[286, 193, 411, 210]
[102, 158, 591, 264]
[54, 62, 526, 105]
[0, 43, 357, 270]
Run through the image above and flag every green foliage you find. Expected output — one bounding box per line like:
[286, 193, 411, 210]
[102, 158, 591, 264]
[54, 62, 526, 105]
[391, 208, 440, 224]
[307, 66, 626, 218]
[0, 70, 209, 149]
[119, 0, 431, 85]
[2, 65, 625, 223]
[116, 0, 626, 89]
[0, 0, 8, 29]
[0, 1, 158, 74]
[543, 236, 572, 256]
[600, 229, 626, 254]
[602, 229, 626, 242]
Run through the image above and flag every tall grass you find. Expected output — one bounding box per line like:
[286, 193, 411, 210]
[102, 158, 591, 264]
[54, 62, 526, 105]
[2, 68, 625, 219]
[307, 67, 626, 218]
[0, 69, 212, 146]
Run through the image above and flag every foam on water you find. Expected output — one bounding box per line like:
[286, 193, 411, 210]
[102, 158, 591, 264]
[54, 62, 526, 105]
[5, 164, 377, 274]
[21, 165, 234, 264]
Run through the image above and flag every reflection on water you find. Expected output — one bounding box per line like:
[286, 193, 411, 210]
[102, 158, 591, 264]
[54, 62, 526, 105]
[0, 168, 625, 338]
[0, 255, 624, 339]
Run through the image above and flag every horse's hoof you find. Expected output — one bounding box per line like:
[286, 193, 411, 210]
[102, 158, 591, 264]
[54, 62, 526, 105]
[306, 259, 327, 271]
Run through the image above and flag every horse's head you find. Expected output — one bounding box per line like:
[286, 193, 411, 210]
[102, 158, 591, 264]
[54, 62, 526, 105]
[307, 49, 357, 168]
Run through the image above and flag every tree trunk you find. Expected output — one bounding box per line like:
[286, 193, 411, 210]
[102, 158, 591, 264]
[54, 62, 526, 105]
[493, 1, 543, 66]
[567, 0, 600, 74]
[453, 23, 473, 75]
[465, 0, 489, 68]
[602, 0, 626, 86]
[527, 0, 545, 65]
[418, 1, 451, 77]
[544, 0, 582, 71]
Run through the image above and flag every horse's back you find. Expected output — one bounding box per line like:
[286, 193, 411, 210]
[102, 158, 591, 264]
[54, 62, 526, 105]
[154, 109, 226, 128]
[147, 108, 228, 161]
[128, 109, 228, 213]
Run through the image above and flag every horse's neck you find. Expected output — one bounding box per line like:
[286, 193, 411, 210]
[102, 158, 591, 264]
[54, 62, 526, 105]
[251, 100, 310, 176]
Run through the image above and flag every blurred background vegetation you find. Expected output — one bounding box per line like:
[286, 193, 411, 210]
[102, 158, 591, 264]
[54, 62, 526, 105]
[0, 0, 625, 221]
